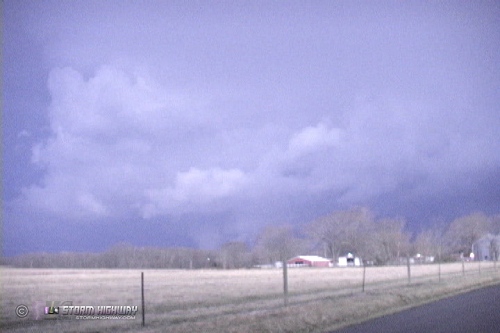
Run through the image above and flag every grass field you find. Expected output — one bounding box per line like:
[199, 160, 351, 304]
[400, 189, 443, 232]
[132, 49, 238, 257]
[1, 262, 499, 333]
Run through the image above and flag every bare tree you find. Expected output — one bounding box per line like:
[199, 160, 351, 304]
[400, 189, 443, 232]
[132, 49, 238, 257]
[490, 214, 500, 235]
[371, 217, 410, 265]
[217, 242, 251, 269]
[489, 237, 499, 262]
[307, 214, 342, 260]
[254, 224, 304, 307]
[485, 214, 500, 262]
[254, 225, 303, 264]
[414, 224, 446, 259]
[444, 212, 490, 257]
[307, 207, 374, 261]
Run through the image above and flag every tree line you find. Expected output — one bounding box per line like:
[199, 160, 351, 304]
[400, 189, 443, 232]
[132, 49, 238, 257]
[257, 208, 499, 266]
[4, 208, 499, 269]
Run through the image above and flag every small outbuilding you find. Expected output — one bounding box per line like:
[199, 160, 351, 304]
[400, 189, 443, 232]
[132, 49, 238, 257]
[338, 253, 362, 267]
[287, 255, 332, 267]
[473, 233, 500, 261]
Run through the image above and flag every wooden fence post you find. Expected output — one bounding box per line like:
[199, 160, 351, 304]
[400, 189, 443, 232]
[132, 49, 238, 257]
[283, 261, 288, 306]
[141, 272, 145, 327]
[406, 255, 411, 285]
[438, 245, 442, 283]
[438, 260, 441, 283]
[362, 263, 366, 292]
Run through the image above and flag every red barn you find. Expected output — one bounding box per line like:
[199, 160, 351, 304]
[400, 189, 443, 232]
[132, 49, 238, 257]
[287, 255, 331, 267]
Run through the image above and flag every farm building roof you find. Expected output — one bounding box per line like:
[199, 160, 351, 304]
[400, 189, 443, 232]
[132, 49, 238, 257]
[289, 256, 331, 262]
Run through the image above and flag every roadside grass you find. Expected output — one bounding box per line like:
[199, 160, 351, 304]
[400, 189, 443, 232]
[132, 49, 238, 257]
[1, 262, 498, 333]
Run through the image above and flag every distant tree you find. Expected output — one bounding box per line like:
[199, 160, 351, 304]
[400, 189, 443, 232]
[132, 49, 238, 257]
[0, 253, 9, 266]
[371, 217, 410, 265]
[444, 212, 490, 257]
[490, 214, 500, 235]
[168, 247, 194, 269]
[306, 214, 341, 260]
[486, 214, 500, 262]
[217, 242, 251, 269]
[307, 207, 374, 261]
[489, 237, 499, 262]
[254, 225, 304, 264]
[339, 207, 375, 259]
[413, 225, 445, 259]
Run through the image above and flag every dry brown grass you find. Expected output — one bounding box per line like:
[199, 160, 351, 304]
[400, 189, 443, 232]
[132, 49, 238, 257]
[1, 262, 499, 333]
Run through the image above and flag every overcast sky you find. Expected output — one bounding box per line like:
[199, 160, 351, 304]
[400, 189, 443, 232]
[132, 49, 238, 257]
[3, 1, 500, 256]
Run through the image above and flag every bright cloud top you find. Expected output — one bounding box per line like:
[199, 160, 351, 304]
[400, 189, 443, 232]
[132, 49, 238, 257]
[143, 167, 248, 218]
[23, 66, 245, 219]
[19, 63, 499, 225]
[288, 123, 343, 158]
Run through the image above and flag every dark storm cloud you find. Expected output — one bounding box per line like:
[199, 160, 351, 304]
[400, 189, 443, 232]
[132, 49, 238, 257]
[3, 0, 500, 255]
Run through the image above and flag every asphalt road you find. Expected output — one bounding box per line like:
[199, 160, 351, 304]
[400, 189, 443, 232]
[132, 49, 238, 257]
[332, 284, 500, 333]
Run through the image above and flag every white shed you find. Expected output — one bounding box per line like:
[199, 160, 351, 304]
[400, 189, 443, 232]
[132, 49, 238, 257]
[338, 253, 361, 267]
